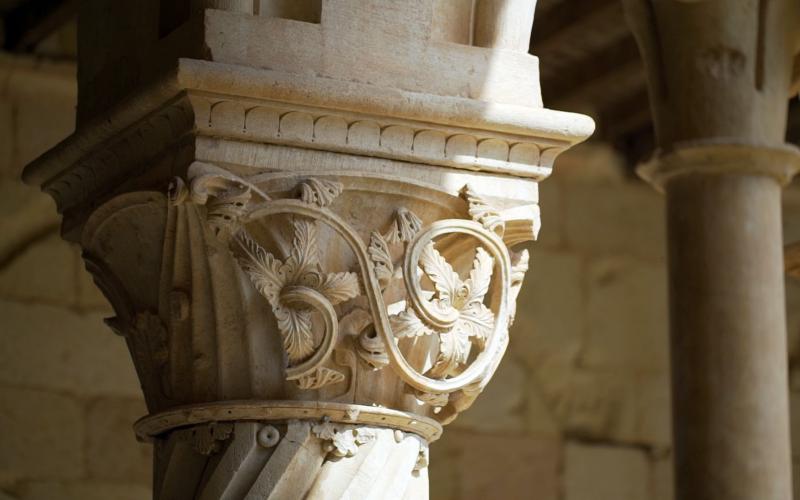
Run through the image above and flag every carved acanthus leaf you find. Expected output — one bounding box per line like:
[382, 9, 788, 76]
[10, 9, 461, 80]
[311, 421, 376, 458]
[456, 303, 494, 346]
[461, 184, 505, 236]
[317, 272, 360, 305]
[390, 307, 436, 338]
[235, 231, 286, 306]
[299, 178, 344, 207]
[510, 248, 530, 286]
[385, 208, 422, 244]
[287, 218, 321, 284]
[419, 243, 461, 309]
[465, 247, 493, 306]
[428, 329, 471, 378]
[275, 306, 315, 363]
[296, 366, 346, 390]
[368, 231, 394, 289]
[415, 390, 449, 408]
[189, 423, 234, 456]
[508, 249, 530, 326]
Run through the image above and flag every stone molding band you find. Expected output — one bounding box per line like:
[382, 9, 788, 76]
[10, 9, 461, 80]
[638, 140, 800, 190]
[24, 59, 594, 189]
[134, 400, 444, 443]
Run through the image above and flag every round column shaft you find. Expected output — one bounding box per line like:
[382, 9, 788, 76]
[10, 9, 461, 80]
[624, 0, 800, 497]
[666, 170, 791, 499]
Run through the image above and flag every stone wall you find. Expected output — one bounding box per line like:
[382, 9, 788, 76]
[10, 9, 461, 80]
[1, 52, 799, 500]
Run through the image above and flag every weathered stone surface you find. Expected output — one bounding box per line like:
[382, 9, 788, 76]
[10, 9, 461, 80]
[459, 434, 560, 500]
[563, 181, 666, 261]
[652, 455, 675, 500]
[435, 430, 560, 500]
[0, 100, 12, 178]
[86, 398, 151, 483]
[555, 369, 637, 442]
[583, 258, 669, 373]
[564, 442, 649, 500]
[75, 258, 112, 312]
[525, 374, 562, 437]
[537, 181, 563, 248]
[0, 388, 84, 481]
[512, 248, 584, 370]
[0, 232, 76, 305]
[634, 373, 672, 449]
[0, 182, 59, 264]
[553, 369, 670, 448]
[451, 358, 527, 433]
[8, 69, 75, 176]
[550, 143, 627, 184]
[0, 301, 140, 397]
[18, 481, 150, 500]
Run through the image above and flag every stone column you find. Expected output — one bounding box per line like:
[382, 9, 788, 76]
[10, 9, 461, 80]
[23, 1, 592, 498]
[624, 1, 800, 499]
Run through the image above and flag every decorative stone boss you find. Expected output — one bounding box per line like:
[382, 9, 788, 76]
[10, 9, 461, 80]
[23, 0, 592, 497]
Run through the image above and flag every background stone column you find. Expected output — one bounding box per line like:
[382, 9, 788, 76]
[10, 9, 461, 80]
[625, 1, 800, 498]
[22, 1, 592, 498]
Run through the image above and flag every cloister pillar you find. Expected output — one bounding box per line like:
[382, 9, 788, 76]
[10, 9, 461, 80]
[22, 1, 592, 498]
[624, 1, 800, 499]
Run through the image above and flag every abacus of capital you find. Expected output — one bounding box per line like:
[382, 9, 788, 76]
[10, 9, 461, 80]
[22, 1, 592, 498]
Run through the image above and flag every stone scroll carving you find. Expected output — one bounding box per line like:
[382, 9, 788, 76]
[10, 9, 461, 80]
[170, 161, 532, 421]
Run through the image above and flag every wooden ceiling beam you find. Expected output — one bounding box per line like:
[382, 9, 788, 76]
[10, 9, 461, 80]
[531, 0, 625, 56]
[542, 36, 642, 106]
[2, 0, 76, 51]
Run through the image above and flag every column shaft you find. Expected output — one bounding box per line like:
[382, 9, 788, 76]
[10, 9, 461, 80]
[666, 173, 792, 500]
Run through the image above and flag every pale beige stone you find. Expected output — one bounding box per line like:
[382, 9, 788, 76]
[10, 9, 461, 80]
[535, 180, 563, 248]
[524, 376, 562, 437]
[556, 370, 637, 443]
[0, 301, 140, 397]
[436, 430, 560, 500]
[550, 142, 627, 184]
[583, 258, 669, 373]
[0, 388, 84, 481]
[458, 433, 560, 500]
[450, 358, 527, 433]
[86, 398, 151, 483]
[512, 248, 584, 369]
[20, 1, 593, 497]
[564, 442, 649, 500]
[563, 182, 666, 261]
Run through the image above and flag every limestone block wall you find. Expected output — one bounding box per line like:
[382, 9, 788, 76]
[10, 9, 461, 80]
[0, 55, 151, 500]
[2, 52, 800, 500]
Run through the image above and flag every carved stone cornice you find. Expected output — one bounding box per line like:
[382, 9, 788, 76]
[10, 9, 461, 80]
[25, 60, 593, 226]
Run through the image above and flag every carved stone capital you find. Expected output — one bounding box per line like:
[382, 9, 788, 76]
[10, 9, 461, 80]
[23, 1, 593, 497]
